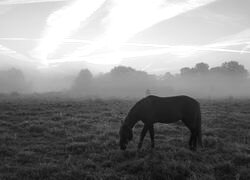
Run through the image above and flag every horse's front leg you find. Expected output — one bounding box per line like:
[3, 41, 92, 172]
[138, 125, 148, 150]
[149, 125, 155, 148]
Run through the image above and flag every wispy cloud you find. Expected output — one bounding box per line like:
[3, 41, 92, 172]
[0, 0, 68, 5]
[206, 28, 250, 53]
[0, 44, 34, 62]
[25, 0, 250, 66]
[64, 0, 217, 64]
[102, 0, 217, 48]
[44, 43, 250, 66]
[0, 37, 38, 41]
[0, 37, 94, 44]
[33, 0, 106, 65]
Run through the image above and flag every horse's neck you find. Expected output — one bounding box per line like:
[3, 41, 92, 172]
[124, 114, 138, 129]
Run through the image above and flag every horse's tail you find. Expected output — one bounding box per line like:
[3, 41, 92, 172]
[197, 103, 203, 147]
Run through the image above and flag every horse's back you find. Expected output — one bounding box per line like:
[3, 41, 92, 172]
[134, 95, 200, 123]
[148, 95, 199, 111]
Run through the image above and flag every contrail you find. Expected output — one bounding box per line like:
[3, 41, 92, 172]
[103, 0, 217, 48]
[3, 36, 250, 66]
[33, 0, 106, 64]
[65, 0, 218, 63]
[0, 38, 38, 41]
[0, 0, 68, 5]
[45, 44, 250, 65]
[0, 37, 93, 44]
[0, 44, 34, 63]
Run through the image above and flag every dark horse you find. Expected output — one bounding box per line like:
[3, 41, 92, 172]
[119, 95, 202, 151]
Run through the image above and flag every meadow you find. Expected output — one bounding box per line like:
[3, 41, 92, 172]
[0, 96, 249, 180]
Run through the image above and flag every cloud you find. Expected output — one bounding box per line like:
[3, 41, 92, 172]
[209, 28, 250, 46]
[0, 5, 12, 15]
[0, 0, 68, 5]
[102, 0, 217, 47]
[43, 40, 250, 67]
[204, 28, 250, 54]
[31, 0, 218, 66]
[32, 0, 106, 64]
[0, 44, 34, 62]
[241, 44, 250, 53]
[26, 0, 249, 66]
[0, 37, 94, 44]
[64, 0, 217, 65]
[0, 37, 38, 41]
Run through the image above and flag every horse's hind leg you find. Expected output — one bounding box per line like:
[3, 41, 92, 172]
[138, 125, 148, 150]
[149, 125, 155, 148]
[188, 130, 198, 151]
[189, 131, 195, 150]
[192, 131, 198, 151]
[182, 118, 199, 151]
[197, 130, 203, 148]
[183, 119, 195, 150]
[189, 133, 192, 148]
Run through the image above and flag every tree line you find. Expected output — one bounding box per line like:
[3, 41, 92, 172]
[71, 61, 249, 98]
[0, 68, 30, 94]
[0, 61, 248, 98]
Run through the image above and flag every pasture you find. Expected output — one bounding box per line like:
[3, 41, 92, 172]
[0, 96, 249, 180]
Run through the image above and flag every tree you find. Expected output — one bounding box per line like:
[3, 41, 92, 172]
[110, 66, 136, 77]
[75, 69, 93, 83]
[210, 61, 248, 78]
[163, 72, 174, 79]
[221, 61, 248, 78]
[210, 66, 222, 74]
[72, 69, 93, 93]
[0, 68, 30, 93]
[194, 62, 209, 74]
[109, 66, 149, 81]
[180, 67, 193, 76]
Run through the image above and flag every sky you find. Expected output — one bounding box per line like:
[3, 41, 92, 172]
[0, 0, 250, 74]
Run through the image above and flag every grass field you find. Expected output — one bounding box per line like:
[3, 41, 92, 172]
[0, 97, 249, 180]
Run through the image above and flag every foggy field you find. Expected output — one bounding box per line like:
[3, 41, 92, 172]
[0, 97, 249, 180]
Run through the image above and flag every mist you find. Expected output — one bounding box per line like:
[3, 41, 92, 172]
[68, 61, 250, 99]
[0, 68, 31, 94]
[0, 60, 249, 99]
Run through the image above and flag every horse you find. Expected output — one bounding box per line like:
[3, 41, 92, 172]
[119, 95, 202, 151]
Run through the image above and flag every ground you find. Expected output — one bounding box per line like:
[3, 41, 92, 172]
[0, 96, 249, 180]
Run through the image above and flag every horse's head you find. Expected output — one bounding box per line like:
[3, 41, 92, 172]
[119, 122, 133, 150]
